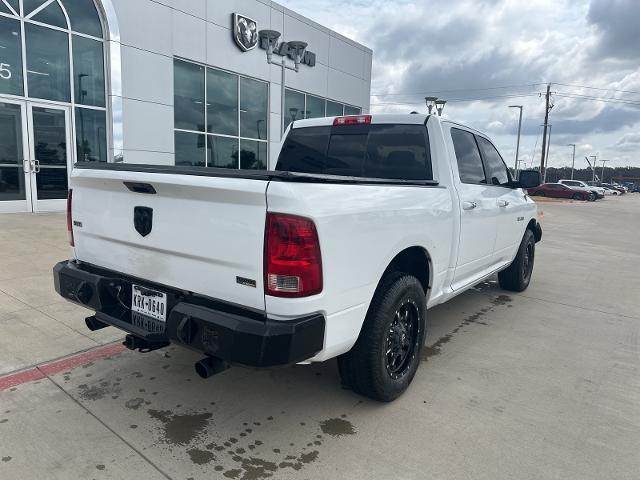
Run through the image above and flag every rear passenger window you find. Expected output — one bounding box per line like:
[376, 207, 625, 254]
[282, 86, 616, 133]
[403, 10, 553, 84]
[277, 124, 432, 180]
[451, 128, 486, 184]
[476, 136, 511, 186]
[364, 125, 431, 180]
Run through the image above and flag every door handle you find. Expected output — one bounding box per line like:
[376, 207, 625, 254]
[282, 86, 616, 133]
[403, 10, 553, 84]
[34, 159, 41, 174]
[497, 199, 510, 207]
[462, 201, 478, 210]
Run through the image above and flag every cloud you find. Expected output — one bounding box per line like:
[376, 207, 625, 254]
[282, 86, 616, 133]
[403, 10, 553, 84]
[587, 0, 640, 60]
[614, 132, 640, 152]
[278, 0, 640, 166]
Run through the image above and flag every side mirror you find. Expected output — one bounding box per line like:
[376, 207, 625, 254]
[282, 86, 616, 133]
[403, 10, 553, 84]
[515, 170, 542, 189]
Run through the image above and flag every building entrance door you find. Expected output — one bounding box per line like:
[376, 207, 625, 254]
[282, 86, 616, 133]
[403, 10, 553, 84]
[0, 99, 72, 213]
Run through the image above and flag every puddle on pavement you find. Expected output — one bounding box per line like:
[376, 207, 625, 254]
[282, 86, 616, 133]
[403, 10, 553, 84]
[145, 408, 357, 480]
[422, 294, 513, 360]
[319, 416, 356, 437]
[77, 380, 121, 401]
[147, 409, 213, 446]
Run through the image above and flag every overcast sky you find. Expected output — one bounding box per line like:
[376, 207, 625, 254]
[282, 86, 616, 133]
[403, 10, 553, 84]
[278, 0, 640, 169]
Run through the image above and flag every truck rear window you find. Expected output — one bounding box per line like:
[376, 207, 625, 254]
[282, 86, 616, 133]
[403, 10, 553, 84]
[276, 124, 432, 180]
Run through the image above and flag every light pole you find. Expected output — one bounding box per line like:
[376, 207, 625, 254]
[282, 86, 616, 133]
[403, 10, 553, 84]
[600, 159, 610, 183]
[509, 105, 523, 178]
[567, 143, 576, 179]
[435, 99, 447, 116]
[258, 30, 307, 139]
[590, 155, 598, 182]
[425, 97, 438, 115]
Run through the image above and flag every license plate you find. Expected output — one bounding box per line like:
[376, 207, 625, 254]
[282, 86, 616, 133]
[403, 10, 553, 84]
[131, 311, 166, 334]
[131, 285, 167, 322]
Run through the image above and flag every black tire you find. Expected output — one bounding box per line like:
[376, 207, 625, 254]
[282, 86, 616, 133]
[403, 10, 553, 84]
[572, 193, 582, 200]
[337, 274, 426, 402]
[587, 193, 596, 202]
[498, 229, 536, 292]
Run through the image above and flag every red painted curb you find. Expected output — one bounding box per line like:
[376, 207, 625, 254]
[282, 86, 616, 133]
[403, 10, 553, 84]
[0, 342, 126, 391]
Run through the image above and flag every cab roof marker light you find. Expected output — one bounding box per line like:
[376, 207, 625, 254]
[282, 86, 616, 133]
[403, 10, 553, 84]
[333, 115, 372, 126]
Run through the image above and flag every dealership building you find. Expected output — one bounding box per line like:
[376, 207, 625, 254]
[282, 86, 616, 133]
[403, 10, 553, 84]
[0, 0, 373, 213]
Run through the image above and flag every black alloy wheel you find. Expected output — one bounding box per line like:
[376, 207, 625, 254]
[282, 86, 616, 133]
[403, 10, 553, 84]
[385, 299, 420, 380]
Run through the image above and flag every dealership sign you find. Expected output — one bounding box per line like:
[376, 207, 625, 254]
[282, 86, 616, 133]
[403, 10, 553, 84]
[232, 13, 316, 67]
[233, 14, 259, 51]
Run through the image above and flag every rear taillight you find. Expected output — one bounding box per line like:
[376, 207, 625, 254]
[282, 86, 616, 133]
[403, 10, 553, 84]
[67, 189, 74, 247]
[333, 115, 372, 126]
[264, 213, 322, 298]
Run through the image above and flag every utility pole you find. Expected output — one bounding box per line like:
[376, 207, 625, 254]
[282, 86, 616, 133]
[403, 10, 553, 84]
[540, 84, 552, 176]
[600, 159, 610, 183]
[544, 125, 552, 183]
[509, 105, 523, 178]
[568, 144, 576, 179]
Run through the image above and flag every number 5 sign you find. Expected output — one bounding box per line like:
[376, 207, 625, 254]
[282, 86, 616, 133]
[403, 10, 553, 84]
[0, 63, 12, 80]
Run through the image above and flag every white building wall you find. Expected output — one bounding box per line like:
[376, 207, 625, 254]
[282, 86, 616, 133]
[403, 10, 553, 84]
[108, 0, 373, 168]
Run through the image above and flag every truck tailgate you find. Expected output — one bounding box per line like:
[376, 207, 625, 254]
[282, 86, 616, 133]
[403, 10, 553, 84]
[70, 168, 268, 311]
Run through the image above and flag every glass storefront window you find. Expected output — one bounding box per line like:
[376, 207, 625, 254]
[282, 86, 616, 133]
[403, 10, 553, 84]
[344, 105, 362, 116]
[25, 24, 70, 102]
[31, 1, 68, 29]
[4, 0, 19, 13]
[208, 135, 238, 169]
[305, 95, 325, 119]
[174, 60, 269, 169]
[75, 107, 106, 162]
[175, 131, 206, 167]
[326, 100, 343, 117]
[73, 35, 105, 107]
[23, 0, 44, 15]
[240, 77, 267, 140]
[0, 17, 23, 97]
[284, 89, 304, 130]
[64, 0, 104, 38]
[240, 140, 267, 170]
[207, 68, 237, 136]
[174, 59, 205, 132]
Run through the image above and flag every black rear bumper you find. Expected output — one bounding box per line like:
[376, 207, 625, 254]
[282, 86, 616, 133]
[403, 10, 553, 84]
[53, 261, 325, 367]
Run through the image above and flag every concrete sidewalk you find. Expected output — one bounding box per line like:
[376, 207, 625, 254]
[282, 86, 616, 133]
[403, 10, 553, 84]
[1, 196, 639, 479]
[0, 213, 122, 375]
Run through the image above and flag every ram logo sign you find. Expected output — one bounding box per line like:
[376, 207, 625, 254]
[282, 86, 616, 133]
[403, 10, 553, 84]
[232, 14, 259, 52]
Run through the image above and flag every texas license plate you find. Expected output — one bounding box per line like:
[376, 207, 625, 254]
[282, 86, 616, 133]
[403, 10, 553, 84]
[131, 285, 167, 322]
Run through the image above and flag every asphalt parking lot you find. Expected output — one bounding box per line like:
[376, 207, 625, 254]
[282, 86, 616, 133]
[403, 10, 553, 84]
[1, 195, 639, 480]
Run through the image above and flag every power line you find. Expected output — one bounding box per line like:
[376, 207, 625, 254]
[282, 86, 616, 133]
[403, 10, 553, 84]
[552, 82, 640, 96]
[371, 83, 546, 97]
[555, 93, 640, 107]
[371, 81, 640, 101]
[371, 92, 541, 106]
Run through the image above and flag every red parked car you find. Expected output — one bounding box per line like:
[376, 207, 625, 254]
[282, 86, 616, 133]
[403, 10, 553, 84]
[528, 183, 596, 201]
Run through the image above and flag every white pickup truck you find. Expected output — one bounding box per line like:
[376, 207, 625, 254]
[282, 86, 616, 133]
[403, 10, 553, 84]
[54, 114, 542, 401]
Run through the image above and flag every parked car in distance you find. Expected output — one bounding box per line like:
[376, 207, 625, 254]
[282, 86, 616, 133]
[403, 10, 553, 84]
[528, 183, 596, 201]
[558, 179, 604, 199]
[633, 184, 640, 193]
[601, 186, 620, 195]
[601, 183, 626, 194]
[53, 113, 543, 402]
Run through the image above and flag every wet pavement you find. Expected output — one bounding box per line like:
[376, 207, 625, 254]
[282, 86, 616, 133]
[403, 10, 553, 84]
[1, 196, 639, 479]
